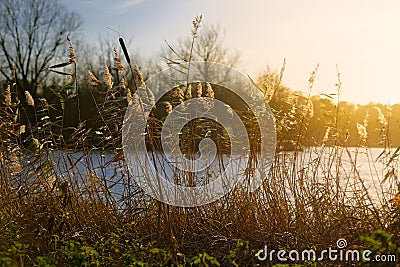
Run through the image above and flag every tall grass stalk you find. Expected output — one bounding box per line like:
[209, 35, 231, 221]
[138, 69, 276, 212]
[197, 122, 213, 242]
[0, 25, 399, 267]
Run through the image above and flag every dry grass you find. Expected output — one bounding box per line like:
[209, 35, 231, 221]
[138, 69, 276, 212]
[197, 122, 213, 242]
[0, 26, 399, 267]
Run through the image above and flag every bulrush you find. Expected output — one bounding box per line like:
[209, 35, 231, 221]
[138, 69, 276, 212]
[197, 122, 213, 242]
[119, 38, 131, 64]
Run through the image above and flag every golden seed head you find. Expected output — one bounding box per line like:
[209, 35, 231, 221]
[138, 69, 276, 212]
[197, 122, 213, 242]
[4, 84, 11, 106]
[356, 123, 368, 143]
[24, 91, 35, 107]
[191, 15, 203, 37]
[323, 127, 331, 142]
[126, 88, 132, 104]
[87, 70, 100, 86]
[103, 65, 113, 91]
[195, 82, 202, 98]
[374, 106, 387, 126]
[38, 98, 49, 110]
[67, 36, 76, 64]
[113, 48, 125, 74]
[33, 138, 40, 149]
[184, 84, 192, 100]
[134, 64, 144, 85]
[203, 82, 214, 98]
[19, 125, 25, 135]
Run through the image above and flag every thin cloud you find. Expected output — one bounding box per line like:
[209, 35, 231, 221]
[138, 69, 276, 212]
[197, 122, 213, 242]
[114, 0, 146, 10]
[76, 0, 146, 14]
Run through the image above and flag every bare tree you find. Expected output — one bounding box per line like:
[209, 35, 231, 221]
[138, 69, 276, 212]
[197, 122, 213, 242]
[163, 23, 240, 83]
[166, 24, 239, 66]
[0, 0, 82, 98]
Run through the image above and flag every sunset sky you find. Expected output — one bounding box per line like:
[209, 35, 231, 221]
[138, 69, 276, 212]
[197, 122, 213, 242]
[63, 0, 400, 105]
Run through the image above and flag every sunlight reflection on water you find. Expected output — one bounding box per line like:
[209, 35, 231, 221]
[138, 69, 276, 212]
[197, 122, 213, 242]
[13, 147, 398, 207]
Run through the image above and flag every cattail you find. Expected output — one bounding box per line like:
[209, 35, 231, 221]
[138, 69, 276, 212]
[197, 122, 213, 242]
[24, 91, 34, 106]
[67, 36, 76, 64]
[87, 70, 100, 86]
[4, 84, 11, 106]
[119, 38, 131, 64]
[103, 65, 113, 91]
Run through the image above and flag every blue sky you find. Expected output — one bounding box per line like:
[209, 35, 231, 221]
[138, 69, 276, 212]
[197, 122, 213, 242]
[62, 0, 400, 104]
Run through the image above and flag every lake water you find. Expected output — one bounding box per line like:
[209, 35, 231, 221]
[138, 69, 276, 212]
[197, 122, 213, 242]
[276, 146, 399, 206]
[10, 147, 399, 207]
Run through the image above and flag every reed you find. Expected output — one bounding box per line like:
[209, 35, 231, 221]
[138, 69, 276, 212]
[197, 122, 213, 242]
[0, 23, 399, 267]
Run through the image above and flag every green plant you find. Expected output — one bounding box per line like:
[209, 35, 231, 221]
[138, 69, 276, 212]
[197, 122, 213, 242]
[360, 229, 400, 266]
[191, 252, 220, 266]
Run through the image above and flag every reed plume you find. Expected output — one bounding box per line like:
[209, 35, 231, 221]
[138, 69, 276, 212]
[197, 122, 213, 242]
[25, 91, 35, 106]
[67, 36, 76, 64]
[87, 70, 100, 86]
[103, 65, 113, 91]
[4, 84, 11, 106]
